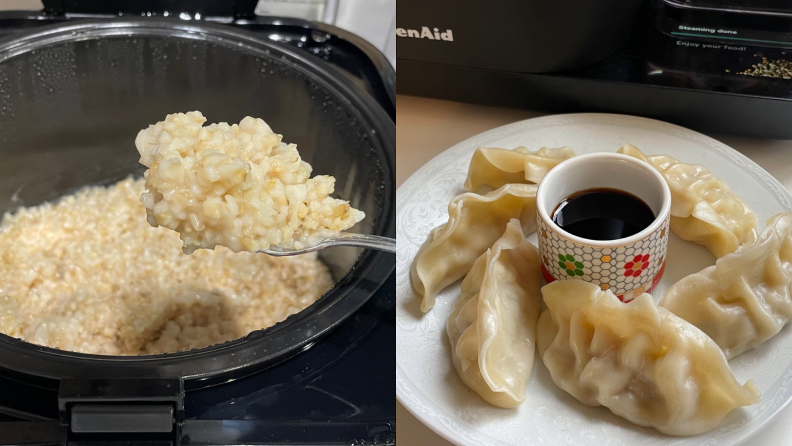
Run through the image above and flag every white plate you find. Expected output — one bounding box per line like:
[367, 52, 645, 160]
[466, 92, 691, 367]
[396, 114, 792, 446]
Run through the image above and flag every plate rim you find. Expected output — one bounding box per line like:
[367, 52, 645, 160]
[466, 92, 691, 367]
[396, 112, 792, 446]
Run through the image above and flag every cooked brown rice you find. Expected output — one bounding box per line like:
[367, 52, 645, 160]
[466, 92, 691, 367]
[136, 111, 365, 254]
[0, 177, 333, 355]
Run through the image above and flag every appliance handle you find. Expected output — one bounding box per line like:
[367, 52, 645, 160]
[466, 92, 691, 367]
[58, 378, 184, 441]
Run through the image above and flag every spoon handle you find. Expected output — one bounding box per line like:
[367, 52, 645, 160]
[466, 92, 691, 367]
[325, 233, 396, 253]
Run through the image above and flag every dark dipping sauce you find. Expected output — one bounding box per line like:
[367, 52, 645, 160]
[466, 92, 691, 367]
[551, 188, 655, 241]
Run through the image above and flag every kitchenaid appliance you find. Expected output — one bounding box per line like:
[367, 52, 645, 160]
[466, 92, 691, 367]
[0, 1, 395, 445]
[397, 0, 792, 139]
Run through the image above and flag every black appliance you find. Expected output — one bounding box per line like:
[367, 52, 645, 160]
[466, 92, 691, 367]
[397, 0, 792, 139]
[0, 1, 395, 445]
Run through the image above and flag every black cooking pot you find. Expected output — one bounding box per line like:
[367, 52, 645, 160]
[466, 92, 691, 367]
[0, 18, 395, 389]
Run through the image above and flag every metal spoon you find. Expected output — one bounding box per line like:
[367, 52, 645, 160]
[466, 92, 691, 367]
[259, 232, 396, 256]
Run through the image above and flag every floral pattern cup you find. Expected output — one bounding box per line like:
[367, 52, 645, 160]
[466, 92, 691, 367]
[536, 153, 671, 302]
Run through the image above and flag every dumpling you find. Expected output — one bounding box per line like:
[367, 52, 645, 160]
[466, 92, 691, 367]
[464, 146, 575, 192]
[537, 280, 760, 436]
[618, 144, 757, 258]
[660, 213, 792, 359]
[447, 219, 542, 408]
[411, 184, 537, 312]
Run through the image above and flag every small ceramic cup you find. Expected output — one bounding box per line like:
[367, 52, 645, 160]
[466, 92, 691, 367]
[536, 153, 671, 302]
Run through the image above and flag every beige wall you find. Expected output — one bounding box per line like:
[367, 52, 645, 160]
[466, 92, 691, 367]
[0, 0, 43, 11]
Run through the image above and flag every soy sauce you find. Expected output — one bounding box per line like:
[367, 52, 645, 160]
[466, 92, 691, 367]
[551, 188, 655, 241]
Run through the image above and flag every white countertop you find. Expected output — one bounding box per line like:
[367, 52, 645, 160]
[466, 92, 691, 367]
[395, 94, 792, 446]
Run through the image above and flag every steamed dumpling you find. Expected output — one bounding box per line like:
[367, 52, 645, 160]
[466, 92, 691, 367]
[447, 219, 542, 408]
[464, 146, 575, 192]
[618, 144, 757, 258]
[537, 280, 760, 436]
[411, 184, 537, 312]
[660, 213, 792, 359]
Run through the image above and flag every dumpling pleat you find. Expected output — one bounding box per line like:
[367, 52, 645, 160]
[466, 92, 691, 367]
[447, 219, 542, 408]
[538, 280, 759, 436]
[410, 183, 537, 313]
[464, 146, 574, 193]
[661, 213, 792, 359]
[618, 144, 757, 258]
